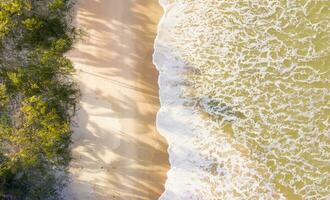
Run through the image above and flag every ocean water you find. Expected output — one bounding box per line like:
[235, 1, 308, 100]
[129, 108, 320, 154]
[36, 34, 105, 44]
[153, 0, 330, 199]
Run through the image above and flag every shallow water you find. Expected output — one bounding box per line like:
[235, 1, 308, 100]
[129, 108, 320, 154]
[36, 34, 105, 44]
[154, 0, 330, 199]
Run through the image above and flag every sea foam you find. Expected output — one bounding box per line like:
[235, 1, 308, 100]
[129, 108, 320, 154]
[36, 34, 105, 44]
[153, 0, 330, 199]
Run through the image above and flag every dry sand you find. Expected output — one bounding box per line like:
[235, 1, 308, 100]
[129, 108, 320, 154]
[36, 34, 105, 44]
[63, 0, 169, 199]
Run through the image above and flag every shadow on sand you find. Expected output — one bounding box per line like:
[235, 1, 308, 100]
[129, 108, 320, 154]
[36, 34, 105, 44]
[65, 0, 170, 199]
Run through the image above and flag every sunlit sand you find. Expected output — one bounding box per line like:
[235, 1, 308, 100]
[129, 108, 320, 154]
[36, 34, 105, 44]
[63, 0, 169, 199]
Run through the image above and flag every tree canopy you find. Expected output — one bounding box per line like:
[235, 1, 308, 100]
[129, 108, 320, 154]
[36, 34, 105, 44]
[0, 0, 78, 199]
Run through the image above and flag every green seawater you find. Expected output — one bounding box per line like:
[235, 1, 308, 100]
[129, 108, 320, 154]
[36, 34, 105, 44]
[166, 0, 330, 199]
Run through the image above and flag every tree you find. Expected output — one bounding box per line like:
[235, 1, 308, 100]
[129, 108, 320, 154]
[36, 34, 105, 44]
[0, 0, 78, 199]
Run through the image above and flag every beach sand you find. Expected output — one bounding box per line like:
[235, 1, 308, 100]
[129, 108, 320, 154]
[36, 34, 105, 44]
[63, 0, 169, 199]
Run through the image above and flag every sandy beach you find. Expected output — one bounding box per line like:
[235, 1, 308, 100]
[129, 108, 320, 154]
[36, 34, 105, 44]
[64, 0, 169, 199]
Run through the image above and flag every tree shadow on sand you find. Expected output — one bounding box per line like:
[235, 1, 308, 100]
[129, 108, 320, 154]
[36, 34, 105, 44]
[64, 0, 170, 199]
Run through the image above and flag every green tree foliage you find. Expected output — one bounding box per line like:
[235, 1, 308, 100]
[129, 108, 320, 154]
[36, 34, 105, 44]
[0, 0, 25, 38]
[0, 0, 78, 199]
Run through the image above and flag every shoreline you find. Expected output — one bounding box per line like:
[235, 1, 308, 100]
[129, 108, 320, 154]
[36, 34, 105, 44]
[64, 0, 169, 199]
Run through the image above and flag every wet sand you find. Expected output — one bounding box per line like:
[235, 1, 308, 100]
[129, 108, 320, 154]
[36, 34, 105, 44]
[64, 0, 169, 199]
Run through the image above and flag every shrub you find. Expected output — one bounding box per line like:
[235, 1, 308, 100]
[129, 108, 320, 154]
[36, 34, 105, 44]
[0, 0, 78, 199]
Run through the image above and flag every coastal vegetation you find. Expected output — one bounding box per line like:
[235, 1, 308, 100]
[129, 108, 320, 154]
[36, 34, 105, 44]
[0, 0, 78, 199]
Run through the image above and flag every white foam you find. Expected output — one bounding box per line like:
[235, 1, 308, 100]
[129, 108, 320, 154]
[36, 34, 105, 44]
[153, 1, 284, 200]
[153, 0, 329, 199]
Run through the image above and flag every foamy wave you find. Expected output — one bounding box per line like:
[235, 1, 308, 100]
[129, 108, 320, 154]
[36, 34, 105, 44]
[154, 1, 283, 199]
[154, 0, 330, 199]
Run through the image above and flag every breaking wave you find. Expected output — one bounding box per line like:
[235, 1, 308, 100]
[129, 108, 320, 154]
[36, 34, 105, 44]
[153, 0, 330, 199]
